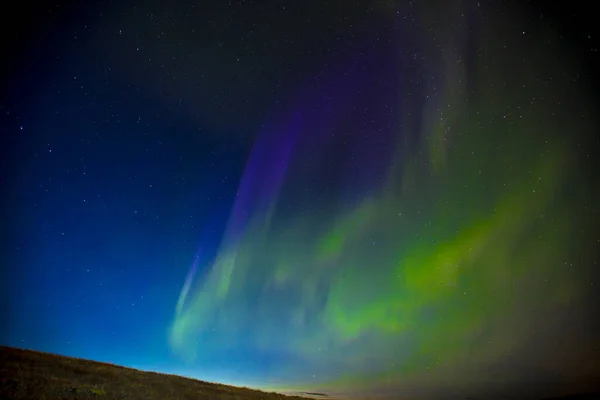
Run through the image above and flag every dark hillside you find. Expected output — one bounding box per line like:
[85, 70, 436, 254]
[0, 345, 310, 400]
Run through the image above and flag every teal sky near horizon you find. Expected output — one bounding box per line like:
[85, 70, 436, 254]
[2, 1, 599, 399]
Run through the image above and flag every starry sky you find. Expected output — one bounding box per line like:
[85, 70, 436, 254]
[2, 1, 600, 399]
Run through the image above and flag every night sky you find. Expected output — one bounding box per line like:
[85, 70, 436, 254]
[2, 1, 600, 399]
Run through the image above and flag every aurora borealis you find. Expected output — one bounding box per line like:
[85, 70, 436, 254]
[168, 5, 599, 397]
[2, 0, 599, 399]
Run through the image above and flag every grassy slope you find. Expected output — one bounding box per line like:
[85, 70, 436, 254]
[0, 345, 311, 400]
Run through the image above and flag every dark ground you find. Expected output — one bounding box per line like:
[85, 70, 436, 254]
[0, 345, 311, 400]
[2, 346, 599, 400]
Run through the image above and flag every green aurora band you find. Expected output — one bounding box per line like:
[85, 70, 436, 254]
[169, 2, 598, 397]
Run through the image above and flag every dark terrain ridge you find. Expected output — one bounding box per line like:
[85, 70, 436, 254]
[0, 345, 312, 400]
[1, 345, 598, 400]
